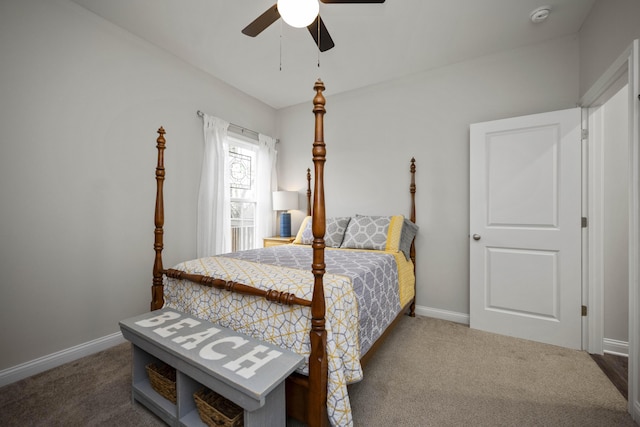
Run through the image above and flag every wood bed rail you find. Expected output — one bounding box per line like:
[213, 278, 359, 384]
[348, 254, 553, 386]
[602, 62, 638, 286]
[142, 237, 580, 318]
[163, 268, 312, 307]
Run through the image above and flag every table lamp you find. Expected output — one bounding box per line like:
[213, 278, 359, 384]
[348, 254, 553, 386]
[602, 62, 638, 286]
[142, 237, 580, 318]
[272, 191, 299, 237]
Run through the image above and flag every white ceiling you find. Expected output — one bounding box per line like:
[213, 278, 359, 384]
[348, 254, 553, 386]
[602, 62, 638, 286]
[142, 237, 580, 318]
[70, 0, 595, 109]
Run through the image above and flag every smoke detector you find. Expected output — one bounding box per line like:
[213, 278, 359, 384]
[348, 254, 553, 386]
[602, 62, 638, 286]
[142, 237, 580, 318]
[530, 6, 551, 23]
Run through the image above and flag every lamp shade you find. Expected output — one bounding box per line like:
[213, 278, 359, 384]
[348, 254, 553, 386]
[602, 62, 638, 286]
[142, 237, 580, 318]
[272, 191, 299, 211]
[277, 0, 319, 28]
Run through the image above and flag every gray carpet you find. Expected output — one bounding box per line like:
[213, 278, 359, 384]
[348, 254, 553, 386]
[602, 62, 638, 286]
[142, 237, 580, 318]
[348, 316, 635, 426]
[0, 315, 636, 426]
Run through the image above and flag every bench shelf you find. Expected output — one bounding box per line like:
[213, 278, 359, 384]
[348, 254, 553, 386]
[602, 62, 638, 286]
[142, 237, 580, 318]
[120, 309, 304, 427]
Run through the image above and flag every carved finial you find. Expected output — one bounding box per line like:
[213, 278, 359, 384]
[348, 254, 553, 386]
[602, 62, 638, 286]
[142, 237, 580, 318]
[313, 80, 326, 113]
[156, 127, 166, 150]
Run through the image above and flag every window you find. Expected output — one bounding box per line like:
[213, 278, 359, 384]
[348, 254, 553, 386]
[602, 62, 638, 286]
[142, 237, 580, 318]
[228, 136, 257, 252]
[197, 114, 276, 258]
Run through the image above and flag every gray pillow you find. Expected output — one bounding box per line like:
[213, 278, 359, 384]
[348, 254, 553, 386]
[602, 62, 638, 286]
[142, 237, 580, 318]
[399, 218, 419, 260]
[340, 215, 391, 250]
[301, 217, 351, 248]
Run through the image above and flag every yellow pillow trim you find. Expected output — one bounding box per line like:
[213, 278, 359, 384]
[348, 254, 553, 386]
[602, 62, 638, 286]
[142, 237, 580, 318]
[385, 215, 404, 252]
[391, 249, 416, 307]
[293, 216, 312, 244]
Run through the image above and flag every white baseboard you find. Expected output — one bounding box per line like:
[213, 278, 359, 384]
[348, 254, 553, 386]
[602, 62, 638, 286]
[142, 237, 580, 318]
[414, 304, 469, 325]
[603, 338, 629, 357]
[0, 332, 126, 388]
[633, 399, 640, 425]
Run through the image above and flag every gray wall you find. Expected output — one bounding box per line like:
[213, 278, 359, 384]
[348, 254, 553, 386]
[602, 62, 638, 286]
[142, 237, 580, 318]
[579, 0, 640, 98]
[0, 0, 276, 371]
[276, 36, 580, 317]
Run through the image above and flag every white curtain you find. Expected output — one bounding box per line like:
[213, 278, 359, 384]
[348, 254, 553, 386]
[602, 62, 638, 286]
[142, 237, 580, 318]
[197, 114, 231, 257]
[255, 133, 278, 245]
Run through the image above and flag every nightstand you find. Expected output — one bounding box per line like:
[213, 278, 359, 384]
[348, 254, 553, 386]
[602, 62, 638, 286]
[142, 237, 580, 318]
[263, 236, 295, 247]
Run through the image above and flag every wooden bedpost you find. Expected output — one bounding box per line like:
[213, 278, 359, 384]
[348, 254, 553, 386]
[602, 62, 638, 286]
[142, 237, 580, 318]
[151, 127, 166, 311]
[308, 79, 329, 427]
[409, 157, 417, 317]
[306, 168, 312, 216]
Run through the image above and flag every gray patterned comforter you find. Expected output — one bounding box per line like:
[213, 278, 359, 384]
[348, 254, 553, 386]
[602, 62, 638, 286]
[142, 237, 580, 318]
[221, 244, 401, 355]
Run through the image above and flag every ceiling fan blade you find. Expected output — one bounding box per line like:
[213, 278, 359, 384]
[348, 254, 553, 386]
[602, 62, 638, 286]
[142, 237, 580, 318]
[307, 16, 335, 52]
[320, 0, 385, 3]
[242, 4, 280, 37]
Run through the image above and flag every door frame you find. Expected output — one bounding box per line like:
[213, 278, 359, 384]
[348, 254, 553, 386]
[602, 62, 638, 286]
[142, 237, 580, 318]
[580, 39, 639, 422]
[582, 75, 629, 356]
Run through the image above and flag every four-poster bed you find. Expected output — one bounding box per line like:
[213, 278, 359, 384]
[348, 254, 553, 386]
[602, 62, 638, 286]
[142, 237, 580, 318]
[150, 80, 417, 427]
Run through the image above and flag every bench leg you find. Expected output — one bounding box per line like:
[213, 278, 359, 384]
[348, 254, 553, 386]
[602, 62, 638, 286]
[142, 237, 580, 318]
[244, 382, 286, 427]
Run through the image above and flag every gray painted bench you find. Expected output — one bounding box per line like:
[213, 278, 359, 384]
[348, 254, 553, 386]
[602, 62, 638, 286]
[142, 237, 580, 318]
[120, 308, 304, 427]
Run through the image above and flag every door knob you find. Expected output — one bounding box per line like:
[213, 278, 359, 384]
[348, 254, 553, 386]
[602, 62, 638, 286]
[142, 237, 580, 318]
[472, 234, 481, 241]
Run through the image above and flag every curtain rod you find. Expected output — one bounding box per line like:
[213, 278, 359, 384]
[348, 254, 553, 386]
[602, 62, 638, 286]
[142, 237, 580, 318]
[196, 110, 263, 142]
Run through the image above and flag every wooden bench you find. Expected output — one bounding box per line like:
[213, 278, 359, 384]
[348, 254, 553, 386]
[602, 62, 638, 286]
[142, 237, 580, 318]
[120, 308, 304, 427]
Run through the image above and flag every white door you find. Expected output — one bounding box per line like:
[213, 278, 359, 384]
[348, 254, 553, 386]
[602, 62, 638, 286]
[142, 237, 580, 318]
[470, 108, 582, 350]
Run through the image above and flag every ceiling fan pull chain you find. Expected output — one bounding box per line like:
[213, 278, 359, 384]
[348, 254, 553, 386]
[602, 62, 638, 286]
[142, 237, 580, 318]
[317, 14, 321, 68]
[279, 20, 283, 71]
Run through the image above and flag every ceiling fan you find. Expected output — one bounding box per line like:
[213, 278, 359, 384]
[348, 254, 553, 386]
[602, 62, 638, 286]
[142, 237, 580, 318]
[242, 0, 386, 52]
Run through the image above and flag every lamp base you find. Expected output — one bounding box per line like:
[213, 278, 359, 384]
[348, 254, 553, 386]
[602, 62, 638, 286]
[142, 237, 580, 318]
[280, 212, 292, 237]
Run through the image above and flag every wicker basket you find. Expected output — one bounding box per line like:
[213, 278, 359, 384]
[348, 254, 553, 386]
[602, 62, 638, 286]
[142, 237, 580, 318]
[193, 388, 243, 427]
[145, 362, 177, 404]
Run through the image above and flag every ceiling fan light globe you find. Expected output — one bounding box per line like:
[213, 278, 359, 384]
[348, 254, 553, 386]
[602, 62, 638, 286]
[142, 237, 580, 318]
[277, 0, 319, 28]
